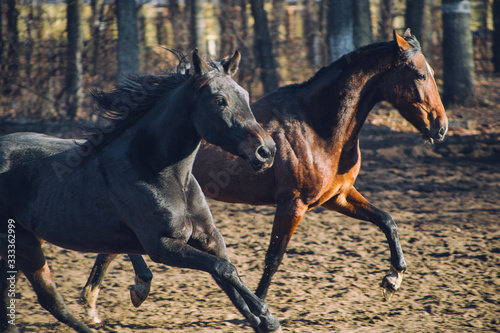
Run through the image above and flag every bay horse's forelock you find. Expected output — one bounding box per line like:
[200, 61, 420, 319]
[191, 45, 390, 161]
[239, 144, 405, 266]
[83, 32, 447, 319]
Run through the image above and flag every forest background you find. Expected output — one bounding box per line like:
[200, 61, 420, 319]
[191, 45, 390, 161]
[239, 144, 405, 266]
[0, 0, 499, 136]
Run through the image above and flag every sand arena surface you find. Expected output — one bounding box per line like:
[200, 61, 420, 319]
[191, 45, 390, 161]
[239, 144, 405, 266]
[7, 128, 499, 333]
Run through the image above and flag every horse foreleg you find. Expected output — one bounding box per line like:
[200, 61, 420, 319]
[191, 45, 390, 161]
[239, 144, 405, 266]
[145, 236, 281, 332]
[80, 253, 117, 323]
[322, 187, 407, 301]
[128, 255, 152, 307]
[255, 200, 307, 300]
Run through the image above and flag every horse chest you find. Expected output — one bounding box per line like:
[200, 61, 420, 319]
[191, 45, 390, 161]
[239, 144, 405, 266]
[301, 147, 361, 208]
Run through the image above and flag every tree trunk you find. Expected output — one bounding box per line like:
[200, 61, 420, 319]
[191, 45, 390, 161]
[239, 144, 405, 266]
[352, 0, 373, 48]
[494, 0, 500, 73]
[156, 9, 168, 46]
[442, 0, 476, 107]
[219, 0, 240, 58]
[137, 5, 147, 53]
[250, 0, 280, 94]
[271, 0, 285, 52]
[169, 0, 187, 51]
[3, 0, 19, 95]
[66, 0, 83, 119]
[191, 0, 206, 54]
[326, 0, 354, 62]
[405, 0, 426, 46]
[303, 0, 321, 70]
[90, 0, 105, 76]
[379, 0, 393, 41]
[116, 0, 139, 80]
[0, 1, 3, 66]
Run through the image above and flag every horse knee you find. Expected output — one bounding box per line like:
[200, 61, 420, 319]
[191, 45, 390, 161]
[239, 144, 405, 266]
[213, 260, 238, 283]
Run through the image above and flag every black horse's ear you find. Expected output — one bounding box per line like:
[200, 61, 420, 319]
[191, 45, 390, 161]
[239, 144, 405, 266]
[222, 50, 241, 76]
[192, 48, 210, 75]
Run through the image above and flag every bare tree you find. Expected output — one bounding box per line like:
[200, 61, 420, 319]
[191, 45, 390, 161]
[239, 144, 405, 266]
[2, 0, 19, 95]
[405, 0, 426, 48]
[90, 0, 105, 76]
[250, 0, 280, 93]
[352, 0, 373, 48]
[116, 0, 139, 79]
[191, 0, 206, 54]
[494, 0, 500, 73]
[169, 0, 187, 51]
[303, 0, 321, 69]
[66, 0, 83, 119]
[442, 0, 476, 106]
[326, 0, 354, 62]
[379, 0, 394, 41]
[219, 0, 239, 57]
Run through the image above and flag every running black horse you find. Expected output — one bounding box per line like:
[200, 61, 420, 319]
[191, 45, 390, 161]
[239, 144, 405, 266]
[0, 50, 281, 333]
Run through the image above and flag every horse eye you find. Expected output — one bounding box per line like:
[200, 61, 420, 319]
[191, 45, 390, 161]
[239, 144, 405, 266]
[417, 72, 427, 81]
[215, 97, 227, 106]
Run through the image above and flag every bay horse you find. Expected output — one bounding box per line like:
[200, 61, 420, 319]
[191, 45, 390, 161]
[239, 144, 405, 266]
[0, 50, 282, 333]
[84, 30, 448, 315]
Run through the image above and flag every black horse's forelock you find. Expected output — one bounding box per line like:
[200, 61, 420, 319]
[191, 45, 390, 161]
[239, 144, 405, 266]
[84, 56, 221, 153]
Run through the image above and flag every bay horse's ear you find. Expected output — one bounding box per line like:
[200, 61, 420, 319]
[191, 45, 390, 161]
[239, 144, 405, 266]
[393, 30, 412, 51]
[192, 48, 211, 75]
[222, 50, 241, 76]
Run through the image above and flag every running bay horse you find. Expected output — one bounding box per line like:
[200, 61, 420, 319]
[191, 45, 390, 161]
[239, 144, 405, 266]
[85, 30, 448, 313]
[0, 50, 282, 333]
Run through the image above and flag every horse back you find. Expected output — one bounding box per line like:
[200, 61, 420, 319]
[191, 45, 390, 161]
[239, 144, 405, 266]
[0, 132, 78, 173]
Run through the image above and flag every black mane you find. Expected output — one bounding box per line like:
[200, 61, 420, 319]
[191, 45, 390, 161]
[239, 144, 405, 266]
[290, 34, 421, 90]
[83, 55, 220, 153]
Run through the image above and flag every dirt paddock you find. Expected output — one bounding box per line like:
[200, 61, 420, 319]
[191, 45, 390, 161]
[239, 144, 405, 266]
[5, 123, 498, 333]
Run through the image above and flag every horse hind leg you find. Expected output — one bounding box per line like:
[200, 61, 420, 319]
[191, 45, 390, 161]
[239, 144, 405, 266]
[128, 254, 152, 307]
[80, 253, 118, 323]
[0, 229, 94, 333]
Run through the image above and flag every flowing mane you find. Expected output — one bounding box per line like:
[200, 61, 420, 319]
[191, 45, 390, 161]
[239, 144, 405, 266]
[83, 55, 222, 152]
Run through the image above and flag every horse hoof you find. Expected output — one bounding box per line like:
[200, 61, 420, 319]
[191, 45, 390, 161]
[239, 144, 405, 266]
[256, 325, 283, 333]
[381, 265, 404, 301]
[130, 277, 151, 307]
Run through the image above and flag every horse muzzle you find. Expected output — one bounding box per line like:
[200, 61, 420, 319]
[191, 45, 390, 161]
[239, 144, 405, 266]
[249, 143, 275, 172]
[237, 132, 276, 172]
[426, 116, 448, 144]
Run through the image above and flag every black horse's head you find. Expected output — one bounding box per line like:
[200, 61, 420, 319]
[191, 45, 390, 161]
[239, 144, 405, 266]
[189, 50, 275, 172]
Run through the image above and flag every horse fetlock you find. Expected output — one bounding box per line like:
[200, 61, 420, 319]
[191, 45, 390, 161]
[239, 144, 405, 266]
[257, 311, 281, 333]
[381, 265, 404, 301]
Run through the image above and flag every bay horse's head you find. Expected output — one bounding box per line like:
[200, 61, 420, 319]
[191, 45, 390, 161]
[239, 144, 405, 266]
[190, 50, 276, 171]
[382, 29, 448, 143]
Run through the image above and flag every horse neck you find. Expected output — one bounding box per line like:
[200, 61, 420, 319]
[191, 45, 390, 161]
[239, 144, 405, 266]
[102, 86, 201, 181]
[300, 49, 394, 148]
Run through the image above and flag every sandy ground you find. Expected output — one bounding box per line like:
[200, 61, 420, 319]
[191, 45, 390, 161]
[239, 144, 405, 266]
[4, 125, 499, 332]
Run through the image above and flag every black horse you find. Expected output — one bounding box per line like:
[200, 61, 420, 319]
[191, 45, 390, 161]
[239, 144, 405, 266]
[0, 50, 281, 333]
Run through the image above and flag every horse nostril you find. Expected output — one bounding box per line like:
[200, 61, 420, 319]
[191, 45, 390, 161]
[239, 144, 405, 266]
[256, 145, 270, 161]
